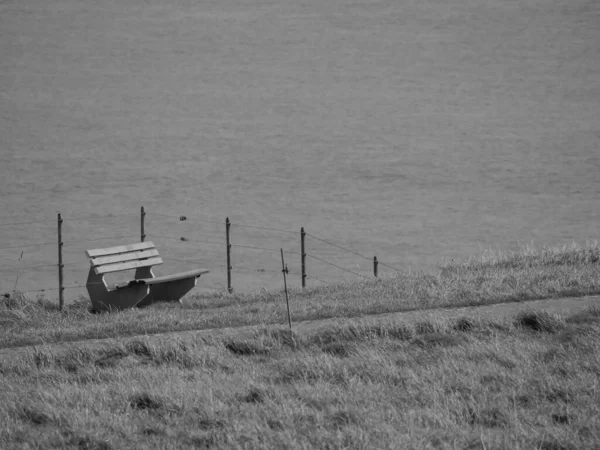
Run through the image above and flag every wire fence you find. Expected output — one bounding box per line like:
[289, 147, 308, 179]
[0, 207, 404, 309]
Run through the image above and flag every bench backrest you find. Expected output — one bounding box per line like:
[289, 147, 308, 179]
[86, 242, 163, 275]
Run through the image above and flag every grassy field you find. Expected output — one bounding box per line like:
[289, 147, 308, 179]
[1, 0, 599, 297]
[2, 2, 600, 442]
[1, 304, 599, 449]
[1, 244, 599, 449]
[2, 242, 599, 350]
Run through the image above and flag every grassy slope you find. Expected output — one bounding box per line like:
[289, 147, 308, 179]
[0, 308, 598, 449]
[1, 243, 600, 349]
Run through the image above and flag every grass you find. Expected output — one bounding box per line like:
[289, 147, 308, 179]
[1, 242, 599, 349]
[1, 307, 599, 449]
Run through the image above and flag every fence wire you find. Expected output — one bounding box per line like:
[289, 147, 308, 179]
[306, 274, 330, 285]
[163, 257, 216, 266]
[0, 219, 55, 227]
[305, 253, 369, 279]
[306, 232, 400, 272]
[148, 234, 226, 247]
[306, 232, 373, 262]
[65, 213, 138, 222]
[64, 235, 139, 245]
[146, 212, 222, 225]
[232, 243, 286, 254]
[1, 210, 406, 304]
[0, 242, 56, 251]
[12, 284, 88, 296]
[234, 222, 297, 235]
[0, 263, 56, 273]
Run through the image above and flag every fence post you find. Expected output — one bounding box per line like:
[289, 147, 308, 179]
[281, 249, 292, 331]
[57, 213, 64, 310]
[140, 206, 146, 242]
[301, 227, 306, 289]
[226, 217, 232, 293]
[373, 256, 378, 278]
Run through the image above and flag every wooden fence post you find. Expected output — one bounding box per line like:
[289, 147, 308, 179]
[281, 249, 292, 331]
[140, 206, 146, 242]
[301, 227, 306, 288]
[57, 213, 64, 310]
[226, 217, 232, 293]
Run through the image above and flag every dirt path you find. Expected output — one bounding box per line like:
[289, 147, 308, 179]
[1, 295, 599, 361]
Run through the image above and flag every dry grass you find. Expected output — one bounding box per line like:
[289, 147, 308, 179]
[1, 242, 599, 349]
[1, 308, 598, 449]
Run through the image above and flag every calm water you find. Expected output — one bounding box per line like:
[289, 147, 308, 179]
[1, 0, 599, 298]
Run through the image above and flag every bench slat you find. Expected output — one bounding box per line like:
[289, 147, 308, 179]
[94, 256, 163, 274]
[86, 241, 156, 258]
[90, 249, 160, 267]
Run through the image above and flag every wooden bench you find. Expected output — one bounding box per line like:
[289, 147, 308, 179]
[85, 241, 209, 312]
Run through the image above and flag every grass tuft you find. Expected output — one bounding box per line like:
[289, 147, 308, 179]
[544, 387, 572, 404]
[551, 413, 571, 425]
[17, 404, 56, 425]
[126, 340, 153, 357]
[129, 393, 163, 411]
[514, 394, 534, 407]
[321, 341, 356, 358]
[225, 339, 271, 356]
[1, 292, 30, 310]
[514, 311, 566, 333]
[128, 392, 179, 414]
[64, 432, 112, 450]
[197, 418, 226, 429]
[565, 306, 600, 325]
[94, 350, 128, 368]
[0, 309, 29, 328]
[414, 321, 438, 334]
[326, 410, 360, 429]
[411, 333, 467, 348]
[453, 317, 477, 332]
[440, 242, 600, 273]
[265, 328, 299, 348]
[241, 388, 268, 404]
[310, 322, 415, 346]
[534, 437, 577, 450]
[463, 406, 509, 428]
[140, 427, 165, 436]
[266, 419, 284, 430]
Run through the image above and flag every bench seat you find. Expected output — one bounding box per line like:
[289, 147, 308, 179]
[110, 269, 210, 289]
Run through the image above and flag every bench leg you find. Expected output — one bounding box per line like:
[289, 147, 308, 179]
[135, 267, 156, 308]
[86, 269, 150, 312]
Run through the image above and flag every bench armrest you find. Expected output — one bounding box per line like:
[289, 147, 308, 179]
[111, 269, 209, 290]
[140, 269, 209, 285]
